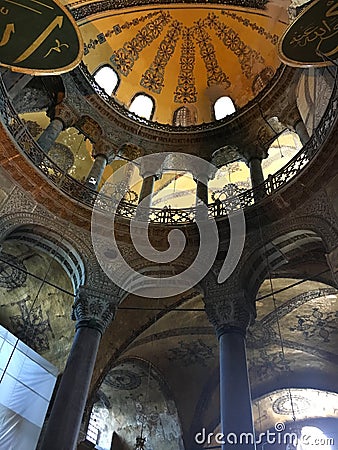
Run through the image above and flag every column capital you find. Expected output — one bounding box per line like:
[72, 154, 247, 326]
[92, 138, 115, 161]
[53, 101, 79, 129]
[72, 286, 118, 334]
[139, 154, 165, 178]
[279, 102, 303, 130]
[203, 286, 256, 338]
[119, 143, 145, 160]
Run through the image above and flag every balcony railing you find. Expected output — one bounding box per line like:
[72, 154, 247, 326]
[0, 68, 337, 225]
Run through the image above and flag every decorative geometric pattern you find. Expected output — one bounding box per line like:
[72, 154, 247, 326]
[48, 143, 75, 172]
[0, 252, 27, 291]
[193, 19, 231, 88]
[289, 307, 338, 343]
[140, 20, 183, 94]
[110, 11, 171, 76]
[105, 369, 142, 390]
[22, 119, 43, 138]
[272, 394, 310, 416]
[248, 349, 291, 380]
[174, 28, 197, 103]
[84, 12, 161, 56]
[168, 339, 215, 367]
[9, 297, 54, 353]
[74, 0, 269, 22]
[205, 13, 265, 78]
[221, 11, 279, 45]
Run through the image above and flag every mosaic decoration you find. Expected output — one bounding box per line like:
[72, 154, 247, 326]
[168, 339, 215, 367]
[48, 143, 75, 171]
[193, 19, 231, 88]
[140, 20, 183, 94]
[222, 11, 279, 45]
[73, 0, 269, 22]
[289, 307, 338, 343]
[272, 393, 310, 415]
[248, 349, 291, 380]
[174, 28, 197, 103]
[83, 12, 161, 56]
[9, 296, 54, 353]
[205, 13, 265, 78]
[110, 11, 171, 76]
[22, 119, 43, 138]
[105, 369, 142, 390]
[0, 252, 27, 291]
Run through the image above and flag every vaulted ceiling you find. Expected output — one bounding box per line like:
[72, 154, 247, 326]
[74, 0, 289, 123]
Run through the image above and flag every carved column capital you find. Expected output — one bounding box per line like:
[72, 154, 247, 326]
[279, 102, 303, 130]
[119, 143, 145, 160]
[72, 285, 118, 334]
[92, 138, 115, 161]
[53, 101, 79, 129]
[139, 154, 165, 178]
[203, 285, 256, 337]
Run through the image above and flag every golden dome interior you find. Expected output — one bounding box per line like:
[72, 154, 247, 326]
[77, 2, 289, 124]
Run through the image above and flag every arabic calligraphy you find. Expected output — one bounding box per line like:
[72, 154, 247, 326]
[278, 0, 338, 67]
[0, 0, 82, 74]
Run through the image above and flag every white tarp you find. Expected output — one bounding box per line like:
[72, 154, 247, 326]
[0, 326, 58, 450]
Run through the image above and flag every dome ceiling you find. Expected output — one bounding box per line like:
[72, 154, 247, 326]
[76, 1, 290, 124]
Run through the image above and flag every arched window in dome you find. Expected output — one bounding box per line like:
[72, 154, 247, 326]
[214, 96, 236, 120]
[93, 65, 119, 95]
[129, 93, 154, 120]
[173, 106, 196, 126]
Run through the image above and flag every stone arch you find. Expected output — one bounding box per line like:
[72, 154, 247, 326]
[0, 210, 105, 291]
[87, 356, 185, 450]
[238, 215, 338, 297]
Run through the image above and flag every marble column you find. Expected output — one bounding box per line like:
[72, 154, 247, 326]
[204, 287, 256, 450]
[280, 104, 310, 146]
[37, 118, 64, 154]
[37, 102, 77, 154]
[1, 69, 32, 98]
[139, 174, 155, 208]
[294, 119, 310, 146]
[85, 154, 108, 190]
[39, 286, 117, 450]
[249, 157, 264, 190]
[195, 179, 209, 206]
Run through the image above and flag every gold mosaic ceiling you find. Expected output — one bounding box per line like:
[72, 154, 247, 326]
[76, 1, 290, 124]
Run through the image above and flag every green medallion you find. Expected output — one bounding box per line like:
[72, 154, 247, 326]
[0, 0, 83, 74]
[278, 0, 338, 67]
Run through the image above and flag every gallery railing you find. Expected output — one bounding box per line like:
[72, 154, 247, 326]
[0, 69, 337, 225]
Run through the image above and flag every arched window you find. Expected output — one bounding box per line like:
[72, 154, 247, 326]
[93, 65, 119, 95]
[214, 96, 236, 120]
[173, 106, 196, 126]
[129, 94, 154, 120]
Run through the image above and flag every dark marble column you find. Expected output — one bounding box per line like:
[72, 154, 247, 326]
[204, 286, 256, 450]
[139, 174, 155, 208]
[1, 69, 32, 98]
[249, 157, 264, 189]
[294, 119, 310, 146]
[85, 154, 108, 190]
[37, 102, 78, 154]
[39, 286, 117, 450]
[37, 118, 64, 154]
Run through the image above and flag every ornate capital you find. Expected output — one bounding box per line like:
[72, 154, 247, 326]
[72, 286, 118, 334]
[92, 138, 115, 160]
[279, 103, 303, 130]
[119, 143, 144, 160]
[53, 101, 78, 129]
[203, 285, 256, 337]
